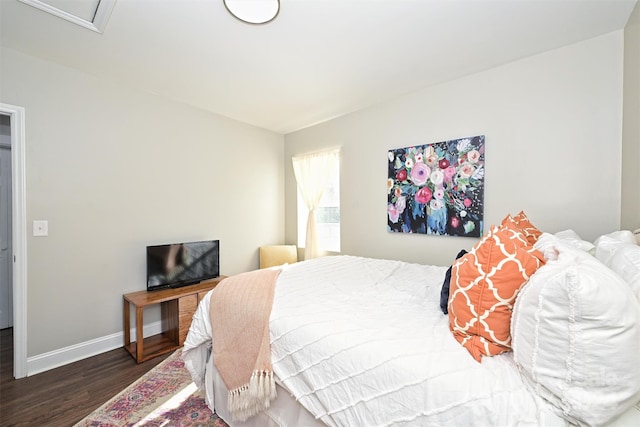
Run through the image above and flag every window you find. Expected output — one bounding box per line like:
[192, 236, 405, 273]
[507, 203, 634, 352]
[293, 149, 340, 256]
[18, 0, 117, 33]
[297, 167, 340, 252]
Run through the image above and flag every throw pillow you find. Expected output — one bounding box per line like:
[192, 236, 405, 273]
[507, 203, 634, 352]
[512, 210, 542, 245]
[448, 224, 545, 362]
[512, 233, 640, 426]
[595, 235, 640, 300]
[439, 249, 468, 314]
[554, 229, 595, 254]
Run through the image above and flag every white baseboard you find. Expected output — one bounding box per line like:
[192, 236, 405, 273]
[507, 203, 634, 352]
[26, 321, 163, 376]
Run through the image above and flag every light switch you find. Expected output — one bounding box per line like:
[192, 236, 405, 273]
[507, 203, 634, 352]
[33, 220, 48, 237]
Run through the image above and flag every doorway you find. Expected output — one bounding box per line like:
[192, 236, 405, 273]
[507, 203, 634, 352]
[0, 115, 12, 330]
[0, 103, 27, 379]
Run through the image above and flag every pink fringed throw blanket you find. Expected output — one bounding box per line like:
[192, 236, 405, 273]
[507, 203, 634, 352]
[210, 268, 280, 421]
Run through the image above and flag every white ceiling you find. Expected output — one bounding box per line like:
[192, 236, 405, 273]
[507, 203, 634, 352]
[1, 0, 637, 134]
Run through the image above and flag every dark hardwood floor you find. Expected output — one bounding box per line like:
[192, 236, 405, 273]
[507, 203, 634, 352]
[0, 328, 171, 426]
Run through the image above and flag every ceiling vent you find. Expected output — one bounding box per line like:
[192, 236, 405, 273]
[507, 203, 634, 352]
[17, 0, 116, 33]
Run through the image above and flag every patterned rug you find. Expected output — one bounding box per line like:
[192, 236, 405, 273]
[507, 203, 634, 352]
[75, 350, 230, 427]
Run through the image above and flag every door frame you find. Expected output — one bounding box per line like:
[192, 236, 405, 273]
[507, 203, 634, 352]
[0, 103, 27, 379]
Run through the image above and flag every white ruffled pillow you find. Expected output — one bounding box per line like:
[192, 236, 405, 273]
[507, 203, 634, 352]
[512, 233, 640, 426]
[554, 229, 595, 254]
[594, 235, 640, 301]
[593, 230, 637, 248]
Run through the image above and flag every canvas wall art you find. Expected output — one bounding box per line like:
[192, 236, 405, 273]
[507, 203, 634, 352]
[387, 135, 485, 237]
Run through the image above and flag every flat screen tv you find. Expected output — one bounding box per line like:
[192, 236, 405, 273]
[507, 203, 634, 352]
[146, 240, 220, 291]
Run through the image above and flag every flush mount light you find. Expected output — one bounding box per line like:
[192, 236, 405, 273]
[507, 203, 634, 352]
[223, 0, 280, 25]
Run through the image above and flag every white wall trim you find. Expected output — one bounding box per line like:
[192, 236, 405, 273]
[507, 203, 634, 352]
[0, 103, 27, 379]
[26, 321, 163, 376]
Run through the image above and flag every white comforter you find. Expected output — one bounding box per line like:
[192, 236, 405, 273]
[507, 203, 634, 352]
[183, 255, 564, 426]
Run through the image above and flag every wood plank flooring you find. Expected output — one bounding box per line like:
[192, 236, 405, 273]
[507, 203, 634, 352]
[0, 328, 171, 426]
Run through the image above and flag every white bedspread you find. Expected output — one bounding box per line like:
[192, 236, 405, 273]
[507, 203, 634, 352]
[184, 255, 565, 426]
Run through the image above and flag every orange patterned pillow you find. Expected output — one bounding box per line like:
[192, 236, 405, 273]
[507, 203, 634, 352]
[448, 223, 545, 361]
[512, 210, 542, 245]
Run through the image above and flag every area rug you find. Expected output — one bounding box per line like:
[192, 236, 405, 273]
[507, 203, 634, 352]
[75, 350, 229, 427]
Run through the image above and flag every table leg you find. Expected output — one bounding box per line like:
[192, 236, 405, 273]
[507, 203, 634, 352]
[123, 298, 130, 348]
[136, 306, 144, 363]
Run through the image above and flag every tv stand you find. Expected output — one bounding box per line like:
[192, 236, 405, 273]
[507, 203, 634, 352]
[123, 277, 226, 363]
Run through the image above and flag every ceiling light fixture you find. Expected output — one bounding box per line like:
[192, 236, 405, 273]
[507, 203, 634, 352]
[223, 0, 280, 25]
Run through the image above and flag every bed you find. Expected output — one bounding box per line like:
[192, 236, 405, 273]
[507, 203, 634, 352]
[182, 219, 640, 427]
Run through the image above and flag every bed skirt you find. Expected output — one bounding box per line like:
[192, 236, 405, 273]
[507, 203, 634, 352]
[205, 353, 326, 427]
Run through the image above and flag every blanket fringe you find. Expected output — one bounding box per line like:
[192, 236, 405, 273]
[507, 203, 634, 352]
[228, 370, 277, 421]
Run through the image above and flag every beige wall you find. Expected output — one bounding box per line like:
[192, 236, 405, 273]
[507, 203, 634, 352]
[622, 1, 640, 231]
[285, 31, 625, 267]
[1, 47, 285, 357]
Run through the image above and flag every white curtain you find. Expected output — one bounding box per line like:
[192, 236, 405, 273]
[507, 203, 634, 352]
[292, 148, 339, 260]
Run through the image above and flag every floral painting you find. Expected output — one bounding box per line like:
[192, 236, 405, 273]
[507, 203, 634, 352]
[387, 135, 485, 237]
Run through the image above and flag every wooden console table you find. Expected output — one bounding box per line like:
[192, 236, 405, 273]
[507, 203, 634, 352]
[123, 277, 226, 363]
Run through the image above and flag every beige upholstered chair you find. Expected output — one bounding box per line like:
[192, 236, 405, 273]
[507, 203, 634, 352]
[259, 245, 298, 269]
